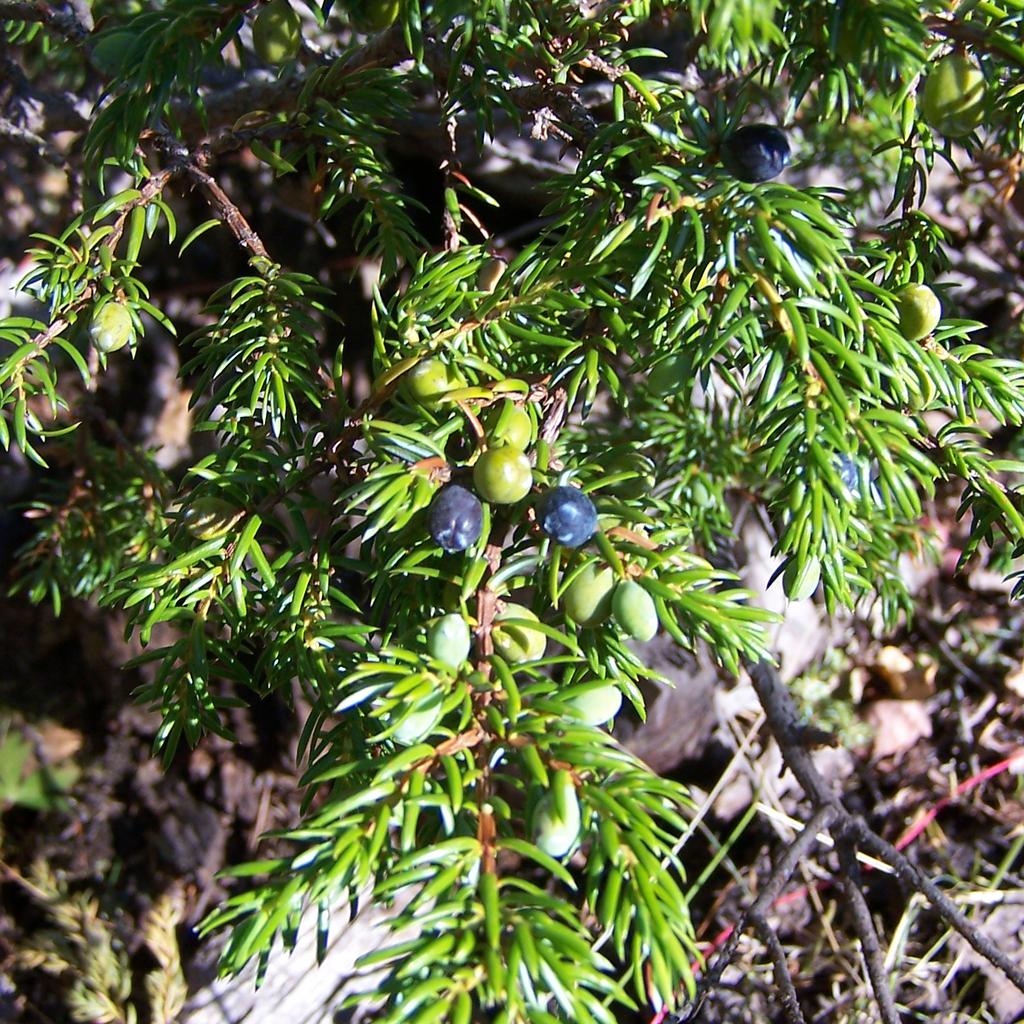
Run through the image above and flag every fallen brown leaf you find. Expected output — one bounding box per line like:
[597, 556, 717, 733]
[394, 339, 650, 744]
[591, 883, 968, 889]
[35, 721, 82, 763]
[865, 699, 932, 761]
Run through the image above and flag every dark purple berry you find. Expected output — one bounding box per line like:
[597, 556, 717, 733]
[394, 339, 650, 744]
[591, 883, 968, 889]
[429, 484, 483, 553]
[537, 486, 598, 548]
[721, 124, 790, 183]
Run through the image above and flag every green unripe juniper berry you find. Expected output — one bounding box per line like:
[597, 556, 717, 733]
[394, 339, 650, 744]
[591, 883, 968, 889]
[921, 54, 986, 138]
[89, 301, 135, 354]
[347, 0, 400, 31]
[563, 563, 615, 627]
[532, 771, 581, 858]
[427, 614, 472, 669]
[492, 602, 547, 663]
[391, 692, 444, 746]
[782, 554, 821, 601]
[252, 0, 302, 64]
[895, 284, 941, 342]
[648, 353, 690, 397]
[405, 357, 464, 407]
[473, 448, 532, 504]
[564, 683, 622, 726]
[483, 399, 532, 450]
[611, 580, 659, 641]
[182, 497, 241, 541]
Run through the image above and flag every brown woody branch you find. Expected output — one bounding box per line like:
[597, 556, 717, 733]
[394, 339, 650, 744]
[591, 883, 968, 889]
[184, 164, 271, 264]
[0, 113, 65, 165]
[169, 21, 602, 152]
[681, 803, 835, 1023]
[834, 837, 900, 1024]
[749, 910, 805, 1024]
[0, 0, 89, 41]
[1, 52, 90, 135]
[684, 528, 1024, 1022]
[698, 654, 1024, 1023]
[924, 14, 1024, 66]
[3, 141, 269, 406]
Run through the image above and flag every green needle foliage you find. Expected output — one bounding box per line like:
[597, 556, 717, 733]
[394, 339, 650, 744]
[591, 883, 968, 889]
[3, 0, 1024, 1020]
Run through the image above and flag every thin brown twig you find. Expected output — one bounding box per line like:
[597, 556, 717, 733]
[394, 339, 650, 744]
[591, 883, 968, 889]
[923, 13, 1024, 66]
[680, 804, 836, 1021]
[0, 0, 88, 41]
[834, 835, 900, 1024]
[0, 114, 66, 165]
[746, 655, 1024, 1008]
[748, 909, 806, 1024]
[184, 164, 271, 263]
[746, 660, 839, 810]
[852, 819, 1024, 993]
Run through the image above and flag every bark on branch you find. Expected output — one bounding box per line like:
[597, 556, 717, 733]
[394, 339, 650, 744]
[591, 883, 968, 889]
[688, 651, 1024, 1023]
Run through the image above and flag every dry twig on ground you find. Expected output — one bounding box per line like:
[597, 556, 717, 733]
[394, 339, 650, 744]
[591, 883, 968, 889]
[678, 651, 1024, 1024]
